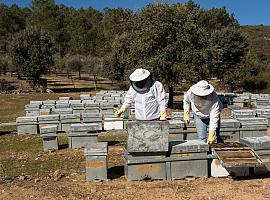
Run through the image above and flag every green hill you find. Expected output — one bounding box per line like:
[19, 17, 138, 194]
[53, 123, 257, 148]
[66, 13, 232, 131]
[241, 25, 270, 61]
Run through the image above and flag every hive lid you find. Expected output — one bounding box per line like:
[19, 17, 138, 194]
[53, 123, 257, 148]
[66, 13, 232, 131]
[168, 120, 185, 129]
[60, 113, 80, 120]
[240, 136, 270, 150]
[70, 123, 101, 131]
[221, 118, 241, 128]
[38, 114, 59, 121]
[82, 113, 102, 118]
[84, 142, 108, 155]
[170, 140, 209, 153]
[126, 121, 169, 153]
[40, 125, 58, 134]
[16, 116, 37, 123]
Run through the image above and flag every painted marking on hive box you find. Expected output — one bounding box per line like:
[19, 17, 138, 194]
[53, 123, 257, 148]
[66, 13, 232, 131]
[137, 165, 161, 173]
[85, 161, 105, 168]
[173, 153, 193, 157]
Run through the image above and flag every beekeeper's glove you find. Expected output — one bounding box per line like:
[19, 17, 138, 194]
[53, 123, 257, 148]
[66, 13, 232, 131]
[160, 111, 167, 121]
[183, 110, 190, 125]
[207, 130, 216, 144]
[115, 107, 126, 118]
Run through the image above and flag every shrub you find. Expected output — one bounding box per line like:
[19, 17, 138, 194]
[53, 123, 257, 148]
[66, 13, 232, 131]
[243, 76, 268, 92]
[0, 79, 15, 92]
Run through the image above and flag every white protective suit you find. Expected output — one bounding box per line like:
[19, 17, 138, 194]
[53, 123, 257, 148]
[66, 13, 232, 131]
[183, 88, 223, 131]
[120, 80, 167, 120]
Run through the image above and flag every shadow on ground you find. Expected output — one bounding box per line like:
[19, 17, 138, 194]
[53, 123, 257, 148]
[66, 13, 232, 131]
[0, 131, 14, 136]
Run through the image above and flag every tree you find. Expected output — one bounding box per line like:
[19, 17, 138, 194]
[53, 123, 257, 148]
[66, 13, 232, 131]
[105, 2, 211, 107]
[65, 54, 85, 80]
[29, 0, 69, 58]
[9, 27, 55, 85]
[102, 8, 133, 54]
[0, 3, 28, 54]
[67, 7, 104, 56]
[210, 27, 248, 91]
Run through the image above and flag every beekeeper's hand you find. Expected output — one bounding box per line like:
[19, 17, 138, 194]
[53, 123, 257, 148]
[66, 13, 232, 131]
[115, 107, 126, 118]
[207, 130, 216, 144]
[183, 110, 190, 125]
[160, 111, 167, 121]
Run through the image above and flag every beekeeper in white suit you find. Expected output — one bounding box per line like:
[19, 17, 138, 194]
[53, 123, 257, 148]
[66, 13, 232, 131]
[183, 80, 223, 144]
[115, 68, 167, 121]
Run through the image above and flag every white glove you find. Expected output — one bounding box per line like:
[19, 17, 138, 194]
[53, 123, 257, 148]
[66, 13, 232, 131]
[183, 110, 190, 125]
[115, 107, 126, 118]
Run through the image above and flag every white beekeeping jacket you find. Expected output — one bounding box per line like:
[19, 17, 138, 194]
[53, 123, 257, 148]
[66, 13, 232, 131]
[121, 81, 167, 120]
[183, 89, 223, 131]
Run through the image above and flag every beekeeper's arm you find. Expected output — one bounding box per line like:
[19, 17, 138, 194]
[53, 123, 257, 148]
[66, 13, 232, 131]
[183, 89, 191, 124]
[207, 101, 221, 144]
[115, 87, 134, 117]
[155, 82, 167, 120]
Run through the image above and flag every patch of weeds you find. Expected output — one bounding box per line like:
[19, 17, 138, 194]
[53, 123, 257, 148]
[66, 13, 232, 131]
[0, 134, 42, 153]
[0, 155, 84, 178]
[98, 132, 127, 146]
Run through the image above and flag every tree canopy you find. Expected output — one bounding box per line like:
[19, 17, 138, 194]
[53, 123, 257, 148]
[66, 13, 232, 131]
[9, 27, 55, 84]
[0, 0, 268, 94]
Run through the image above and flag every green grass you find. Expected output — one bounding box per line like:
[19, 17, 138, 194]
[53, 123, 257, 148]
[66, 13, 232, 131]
[0, 93, 81, 122]
[98, 131, 127, 146]
[0, 134, 42, 153]
[0, 134, 84, 178]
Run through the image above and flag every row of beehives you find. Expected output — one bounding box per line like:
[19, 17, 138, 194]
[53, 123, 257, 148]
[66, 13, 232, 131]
[24, 92, 170, 117]
[16, 112, 131, 135]
[217, 92, 270, 108]
[39, 121, 214, 181]
[25, 97, 125, 117]
[16, 109, 270, 142]
[171, 110, 270, 142]
[40, 121, 270, 181]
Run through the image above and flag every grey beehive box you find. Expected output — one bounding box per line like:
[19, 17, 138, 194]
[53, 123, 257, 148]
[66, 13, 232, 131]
[85, 142, 108, 181]
[40, 125, 58, 152]
[16, 116, 38, 135]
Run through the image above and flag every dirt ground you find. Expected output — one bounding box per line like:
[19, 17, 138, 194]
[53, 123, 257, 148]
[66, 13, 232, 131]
[1, 145, 270, 200]
[1, 74, 270, 200]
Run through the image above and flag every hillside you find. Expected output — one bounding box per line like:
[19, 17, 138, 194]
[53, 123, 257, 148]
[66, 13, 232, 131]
[241, 25, 270, 61]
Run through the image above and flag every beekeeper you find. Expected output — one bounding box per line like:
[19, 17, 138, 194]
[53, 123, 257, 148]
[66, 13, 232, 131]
[115, 68, 167, 120]
[183, 80, 223, 144]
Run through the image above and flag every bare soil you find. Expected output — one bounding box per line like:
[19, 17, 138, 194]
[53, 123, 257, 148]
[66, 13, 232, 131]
[1, 144, 270, 200]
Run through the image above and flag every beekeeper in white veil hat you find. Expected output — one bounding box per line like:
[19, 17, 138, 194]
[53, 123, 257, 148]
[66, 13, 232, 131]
[183, 80, 223, 144]
[115, 68, 167, 121]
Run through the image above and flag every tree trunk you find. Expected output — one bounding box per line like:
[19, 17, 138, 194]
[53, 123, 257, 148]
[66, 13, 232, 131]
[93, 74, 97, 90]
[168, 85, 174, 108]
[78, 69, 81, 80]
[3, 42, 6, 54]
